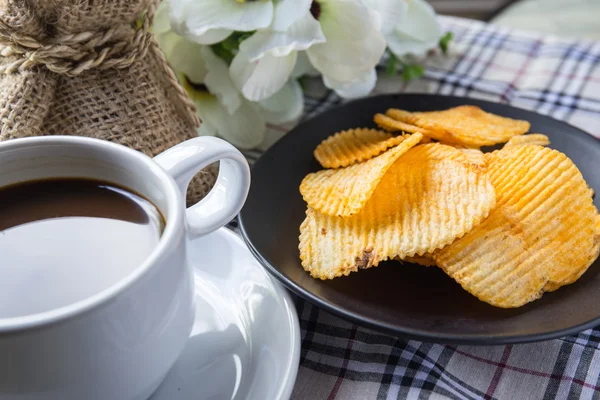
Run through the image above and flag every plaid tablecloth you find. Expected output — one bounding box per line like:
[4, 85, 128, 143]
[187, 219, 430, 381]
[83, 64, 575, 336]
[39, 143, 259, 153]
[237, 16, 600, 400]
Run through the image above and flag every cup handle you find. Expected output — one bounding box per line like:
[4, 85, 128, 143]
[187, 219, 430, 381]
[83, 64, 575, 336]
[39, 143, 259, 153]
[153, 137, 250, 238]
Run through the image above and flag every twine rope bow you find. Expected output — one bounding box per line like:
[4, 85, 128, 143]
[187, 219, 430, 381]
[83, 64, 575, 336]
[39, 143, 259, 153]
[0, 0, 200, 127]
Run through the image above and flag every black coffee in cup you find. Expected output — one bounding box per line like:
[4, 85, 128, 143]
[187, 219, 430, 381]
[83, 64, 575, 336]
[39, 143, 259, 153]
[0, 178, 165, 318]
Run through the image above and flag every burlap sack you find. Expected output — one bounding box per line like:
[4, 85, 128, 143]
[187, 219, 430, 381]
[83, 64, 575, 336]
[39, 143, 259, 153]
[0, 0, 218, 203]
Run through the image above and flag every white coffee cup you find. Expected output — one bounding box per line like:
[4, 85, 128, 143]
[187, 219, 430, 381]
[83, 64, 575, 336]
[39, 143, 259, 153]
[0, 136, 250, 400]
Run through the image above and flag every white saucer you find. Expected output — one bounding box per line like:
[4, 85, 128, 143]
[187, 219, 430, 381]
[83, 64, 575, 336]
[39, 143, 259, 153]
[150, 228, 300, 400]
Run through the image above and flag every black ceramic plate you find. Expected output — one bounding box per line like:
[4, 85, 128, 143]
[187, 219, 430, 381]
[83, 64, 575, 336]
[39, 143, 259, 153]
[238, 94, 600, 345]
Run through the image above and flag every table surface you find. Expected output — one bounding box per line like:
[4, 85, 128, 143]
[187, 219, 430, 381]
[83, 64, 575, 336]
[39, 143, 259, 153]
[235, 16, 600, 400]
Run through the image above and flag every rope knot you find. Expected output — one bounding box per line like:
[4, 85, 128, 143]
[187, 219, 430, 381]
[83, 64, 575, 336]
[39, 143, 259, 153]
[0, 1, 158, 76]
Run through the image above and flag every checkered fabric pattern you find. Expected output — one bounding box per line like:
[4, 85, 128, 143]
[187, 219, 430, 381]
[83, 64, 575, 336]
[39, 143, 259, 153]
[233, 16, 600, 400]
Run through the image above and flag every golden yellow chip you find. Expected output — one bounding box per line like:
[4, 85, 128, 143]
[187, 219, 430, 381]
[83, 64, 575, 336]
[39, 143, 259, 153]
[314, 129, 411, 169]
[504, 133, 550, 148]
[386, 106, 530, 147]
[452, 147, 486, 167]
[300, 133, 423, 217]
[398, 254, 436, 267]
[549, 210, 600, 291]
[434, 145, 600, 308]
[374, 113, 454, 142]
[299, 144, 496, 279]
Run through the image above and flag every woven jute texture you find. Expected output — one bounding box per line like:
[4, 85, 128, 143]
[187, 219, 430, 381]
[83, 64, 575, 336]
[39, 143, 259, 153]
[0, 0, 218, 203]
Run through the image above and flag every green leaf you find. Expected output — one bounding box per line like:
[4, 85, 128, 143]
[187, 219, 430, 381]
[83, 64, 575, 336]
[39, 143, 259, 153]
[385, 52, 399, 76]
[220, 31, 255, 51]
[221, 35, 240, 51]
[439, 31, 453, 54]
[134, 9, 146, 29]
[210, 43, 235, 64]
[236, 32, 254, 44]
[298, 76, 307, 91]
[402, 64, 425, 81]
[211, 31, 255, 64]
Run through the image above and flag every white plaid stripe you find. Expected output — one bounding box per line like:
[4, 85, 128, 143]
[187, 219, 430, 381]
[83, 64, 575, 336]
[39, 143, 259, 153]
[229, 15, 600, 400]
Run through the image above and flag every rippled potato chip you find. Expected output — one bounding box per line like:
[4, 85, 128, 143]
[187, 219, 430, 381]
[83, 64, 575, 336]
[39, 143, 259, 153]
[314, 129, 411, 168]
[386, 106, 530, 147]
[374, 113, 453, 142]
[300, 133, 423, 217]
[451, 146, 486, 167]
[299, 144, 496, 279]
[434, 145, 600, 308]
[504, 134, 550, 148]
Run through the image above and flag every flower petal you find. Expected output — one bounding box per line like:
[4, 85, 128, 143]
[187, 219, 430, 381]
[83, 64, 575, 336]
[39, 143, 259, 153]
[152, 1, 172, 36]
[361, 0, 407, 36]
[386, 30, 436, 58]
[155, 31, 180, 59]
[240, 13, 325, 61]
[169, 0, 273, 38]
[259, 80, 304, 124]
[291, 51, 320, 78]
[165, 35, 208, 83]
[200, 47, 242, 114]
[307, 0, 386, 82]
[184, 28, 233, 45]
[230, 51, 297, 101]
[271, 0, 312, 31]
[195, 95, 265, 149]
[323, 69, 377, 98]
[386, 0, 441, 57]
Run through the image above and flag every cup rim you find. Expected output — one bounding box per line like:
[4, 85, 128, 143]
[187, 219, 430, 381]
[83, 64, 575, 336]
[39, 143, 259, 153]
[0, 136, 184, 332]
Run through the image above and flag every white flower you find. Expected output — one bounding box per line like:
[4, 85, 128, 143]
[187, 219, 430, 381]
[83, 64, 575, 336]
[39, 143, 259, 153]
[229, 0, 322, 101]
[323, 69, 377, 99]
[153, 3, 303, 149]
[291, 51, 320, 78]
[305, 0, 385, 85]
[361, 0, 407, 36]
[259, 80, 304, 125]
[374, 0, 442, 58]
[167, 0, 301, 45]
[230, 0, 386, 100]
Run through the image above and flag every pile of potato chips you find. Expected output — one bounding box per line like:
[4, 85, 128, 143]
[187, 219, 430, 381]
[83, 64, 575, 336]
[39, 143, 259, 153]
[299, 105, 600, 308]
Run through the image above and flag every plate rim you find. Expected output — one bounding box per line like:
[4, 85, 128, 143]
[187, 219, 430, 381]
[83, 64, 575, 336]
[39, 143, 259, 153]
[239, 93, 600, 345]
